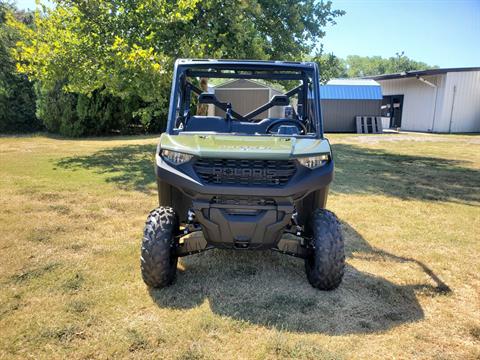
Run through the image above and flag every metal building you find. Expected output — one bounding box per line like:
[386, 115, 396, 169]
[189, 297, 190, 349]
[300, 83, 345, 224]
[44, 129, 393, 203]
[208, 78, 383, 132]
[210, 79, 284, 119]
[370, 67, 480, 133]
[320, 79, 383, 132]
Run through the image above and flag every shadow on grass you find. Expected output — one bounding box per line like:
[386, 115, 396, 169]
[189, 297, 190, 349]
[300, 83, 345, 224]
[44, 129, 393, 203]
[56, 143, 480, 204]
[56, 144, 157, 193]
[54, 141, 458, 334]
[148, 222, 451, 335]
[333, 144, 480, 205]
[44, 133, 160, 142]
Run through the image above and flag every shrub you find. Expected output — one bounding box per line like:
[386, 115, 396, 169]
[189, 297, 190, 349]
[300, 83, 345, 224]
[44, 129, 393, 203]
[35, 81, 152, 137]
[0, 4, 40, 133]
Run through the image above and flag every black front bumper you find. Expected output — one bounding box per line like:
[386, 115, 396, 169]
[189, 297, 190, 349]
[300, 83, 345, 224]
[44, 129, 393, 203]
[156, 155, 333, 248]
[156, 154, 333, 200]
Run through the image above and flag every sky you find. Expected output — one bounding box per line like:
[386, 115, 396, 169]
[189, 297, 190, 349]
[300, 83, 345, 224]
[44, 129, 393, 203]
[322, 0, 480, 68]
[14, 0, 480, 68]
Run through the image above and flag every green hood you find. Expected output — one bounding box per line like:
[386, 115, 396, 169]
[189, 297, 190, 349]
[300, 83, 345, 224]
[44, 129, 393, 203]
[159, 133, 331, 160]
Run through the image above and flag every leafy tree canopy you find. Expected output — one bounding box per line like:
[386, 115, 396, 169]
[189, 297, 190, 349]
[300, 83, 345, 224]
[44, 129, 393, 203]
[0, 1, 40, 132]
[343, 52, 438, 78]
[12, 0, 344, 103]
[312, 51, 347, 83]
[311, 51, 437, 83]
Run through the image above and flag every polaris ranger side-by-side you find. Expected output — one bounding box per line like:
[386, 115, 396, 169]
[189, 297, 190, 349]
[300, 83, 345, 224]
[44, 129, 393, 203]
[141, 59, 344, 290]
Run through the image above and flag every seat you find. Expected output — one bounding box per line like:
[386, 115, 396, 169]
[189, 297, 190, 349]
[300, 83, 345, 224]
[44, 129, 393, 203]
[230, 118, 279, 134]
[184, 116, 287, 134]
[184, 116, 228, 132]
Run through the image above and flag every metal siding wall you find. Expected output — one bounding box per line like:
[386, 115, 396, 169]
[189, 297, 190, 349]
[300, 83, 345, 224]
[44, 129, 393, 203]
[378, 75, 444, 132]
[437, 71, 480, 133]
[268, 88, 285, 118]
[321, 99, 381, 132]
[216, 79, 266, 89]
[214, 88, 270, 119]
[432, 75, 447, 132]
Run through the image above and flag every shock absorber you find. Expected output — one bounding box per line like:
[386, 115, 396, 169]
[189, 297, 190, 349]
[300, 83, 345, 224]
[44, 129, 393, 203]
[187, 209, 195, 224]
[291, 209, 303, 236]
[183, 209, 198, 235]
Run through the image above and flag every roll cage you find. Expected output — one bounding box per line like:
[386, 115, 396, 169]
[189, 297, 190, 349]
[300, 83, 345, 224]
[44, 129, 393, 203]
[166, 59, 324, 138]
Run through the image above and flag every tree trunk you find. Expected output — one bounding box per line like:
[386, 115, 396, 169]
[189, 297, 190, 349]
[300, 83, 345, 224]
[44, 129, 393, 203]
[196, 77, 209, 116]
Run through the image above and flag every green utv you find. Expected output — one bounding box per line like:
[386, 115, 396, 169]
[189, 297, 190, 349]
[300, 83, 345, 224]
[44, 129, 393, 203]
[141, 59, 344, 290]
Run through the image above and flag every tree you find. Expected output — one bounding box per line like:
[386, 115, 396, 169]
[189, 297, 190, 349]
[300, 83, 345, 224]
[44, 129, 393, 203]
[344, 52, 437, 78]
[12, 0, 344, 135]
[313, 52, 347, 83]
[0, 1, 40, 132]
[35, 81, 142, 136]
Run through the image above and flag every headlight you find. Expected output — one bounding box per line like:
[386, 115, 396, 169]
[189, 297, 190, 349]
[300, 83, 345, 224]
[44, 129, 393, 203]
[297, 154, 330, 169]
[161, 149, 193, 165]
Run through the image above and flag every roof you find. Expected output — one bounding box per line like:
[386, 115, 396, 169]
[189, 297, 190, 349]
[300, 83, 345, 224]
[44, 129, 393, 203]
[327, 79, 379, 86]
[175, 58, 316, 70]
[365, 67, 480, 81]
[215, 79, 269, 89]
[210, 77, 383, 100]
[320, 79, 382, 100]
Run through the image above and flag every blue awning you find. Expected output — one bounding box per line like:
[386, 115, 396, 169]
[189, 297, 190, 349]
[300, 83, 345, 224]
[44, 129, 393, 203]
[320, 82, 382, 100]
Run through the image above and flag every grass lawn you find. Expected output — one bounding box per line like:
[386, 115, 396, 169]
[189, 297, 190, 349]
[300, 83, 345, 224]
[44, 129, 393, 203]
[0, 132, 479, 359]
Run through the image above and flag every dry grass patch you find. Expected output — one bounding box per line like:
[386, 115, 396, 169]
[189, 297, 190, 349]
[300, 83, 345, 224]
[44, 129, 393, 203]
[0, 133, 479, 359]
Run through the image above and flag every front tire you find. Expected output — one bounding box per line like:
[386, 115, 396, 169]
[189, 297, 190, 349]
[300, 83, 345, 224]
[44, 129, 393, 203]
[305, 209, 345, 290]
[141, 207, 179, 288]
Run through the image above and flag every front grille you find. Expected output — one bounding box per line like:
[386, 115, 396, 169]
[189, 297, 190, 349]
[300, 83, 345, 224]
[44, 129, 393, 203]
[193, 158, 296, 186]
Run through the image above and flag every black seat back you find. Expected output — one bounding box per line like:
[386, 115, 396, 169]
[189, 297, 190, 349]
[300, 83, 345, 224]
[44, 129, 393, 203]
[184, 116, 287, 134]
[185, 116, 228, 132]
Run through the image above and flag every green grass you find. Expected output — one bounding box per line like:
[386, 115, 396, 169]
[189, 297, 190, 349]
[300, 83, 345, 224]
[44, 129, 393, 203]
[0, 133, 479, 359]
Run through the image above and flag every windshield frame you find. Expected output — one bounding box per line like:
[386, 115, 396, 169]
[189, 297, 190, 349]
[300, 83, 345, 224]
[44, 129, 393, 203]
[166, 60, 324, 139]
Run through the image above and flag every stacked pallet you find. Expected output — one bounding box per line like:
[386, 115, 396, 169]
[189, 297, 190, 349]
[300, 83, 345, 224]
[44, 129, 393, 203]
[356, 116, 383, 134]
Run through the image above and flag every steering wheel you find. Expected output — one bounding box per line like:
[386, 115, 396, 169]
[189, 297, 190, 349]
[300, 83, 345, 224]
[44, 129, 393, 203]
[265, 119, 307, 135]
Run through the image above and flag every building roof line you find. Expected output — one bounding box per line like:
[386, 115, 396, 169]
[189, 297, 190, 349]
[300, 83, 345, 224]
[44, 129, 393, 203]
[214, 78, 269, 89]
[364, 67, 480, 80]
